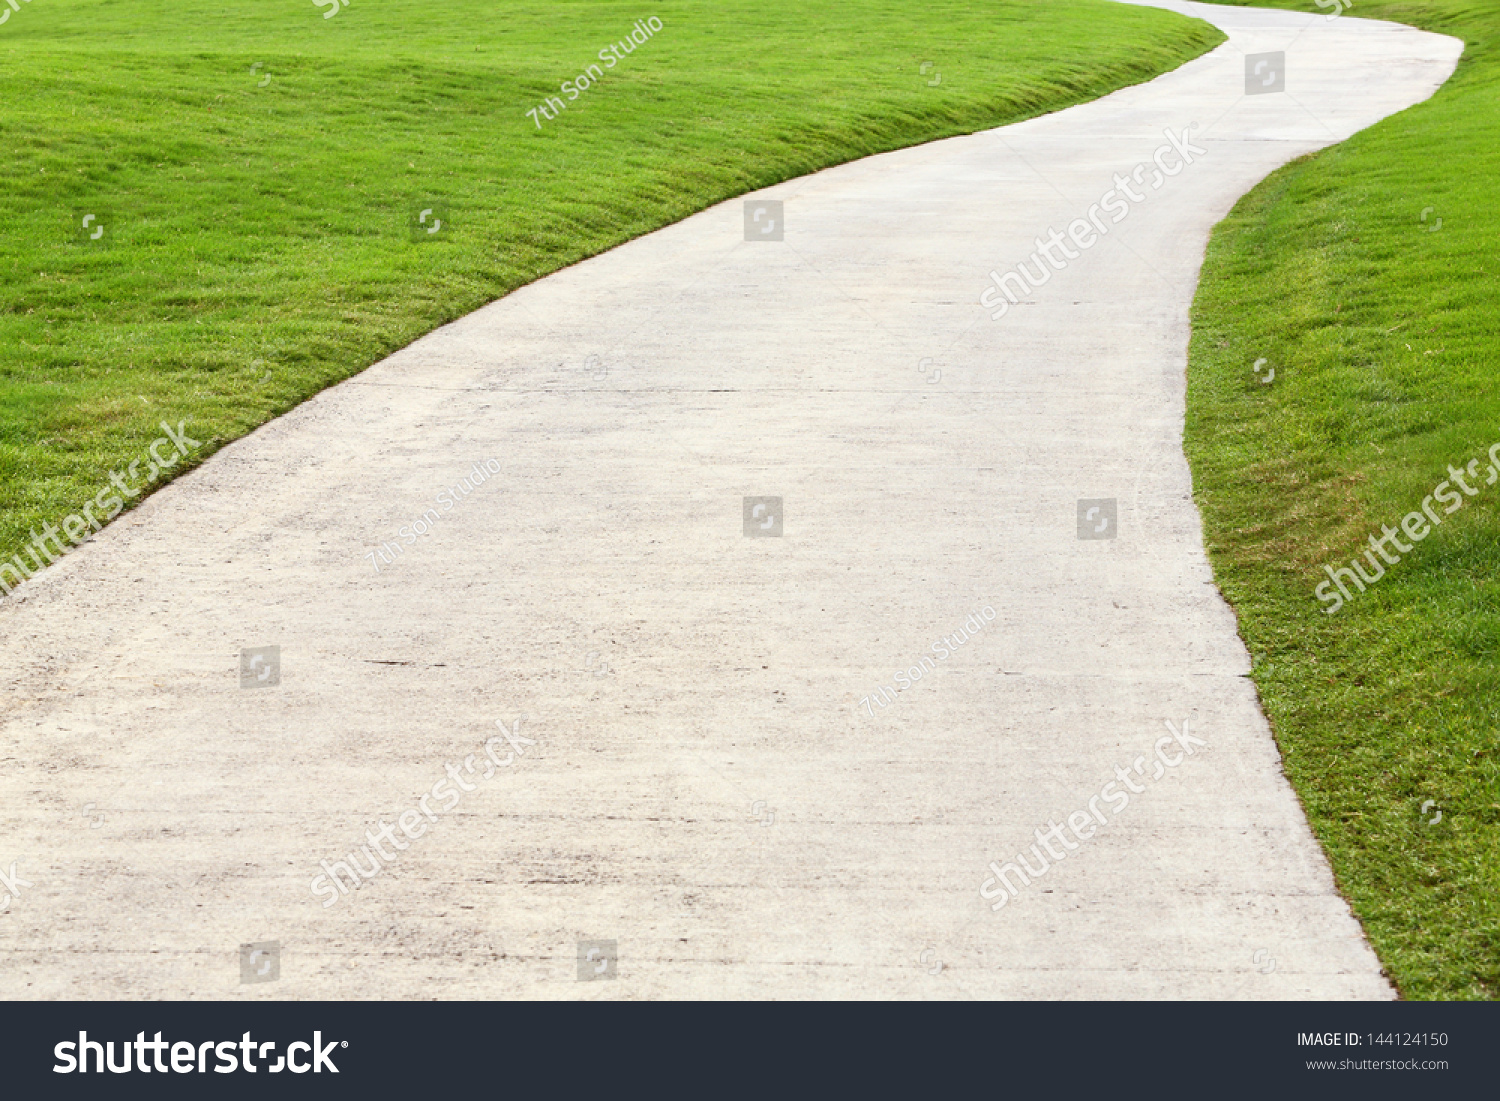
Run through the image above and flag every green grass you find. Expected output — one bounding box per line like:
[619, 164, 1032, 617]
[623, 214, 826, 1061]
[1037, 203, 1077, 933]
[1189, 0, 1499, 998]
[0, 0, 1221, 581]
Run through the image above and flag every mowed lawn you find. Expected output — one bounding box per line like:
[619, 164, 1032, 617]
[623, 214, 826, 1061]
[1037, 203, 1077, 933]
[0, 0, 1220, 576]
[1189, 0, 1499, 998]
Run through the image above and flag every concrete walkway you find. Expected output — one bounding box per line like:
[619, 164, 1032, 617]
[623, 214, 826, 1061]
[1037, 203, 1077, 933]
[0, 1, 1460, 998]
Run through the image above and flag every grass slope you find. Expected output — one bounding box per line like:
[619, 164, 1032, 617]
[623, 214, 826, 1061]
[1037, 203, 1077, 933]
[1189, 0, 1498, 998]
[0, 0, 1221, 581]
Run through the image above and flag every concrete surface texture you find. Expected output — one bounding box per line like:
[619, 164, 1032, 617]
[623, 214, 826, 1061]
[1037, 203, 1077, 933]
[0, 1, 1462, 998]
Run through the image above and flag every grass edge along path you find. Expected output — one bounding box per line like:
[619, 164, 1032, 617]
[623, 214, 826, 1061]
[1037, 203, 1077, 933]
[0, 0, 1224, 597]
[1188, 0, 1498, 999]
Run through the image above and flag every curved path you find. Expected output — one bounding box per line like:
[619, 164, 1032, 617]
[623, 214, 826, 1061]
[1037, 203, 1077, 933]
[0, 1, 1460, 998]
